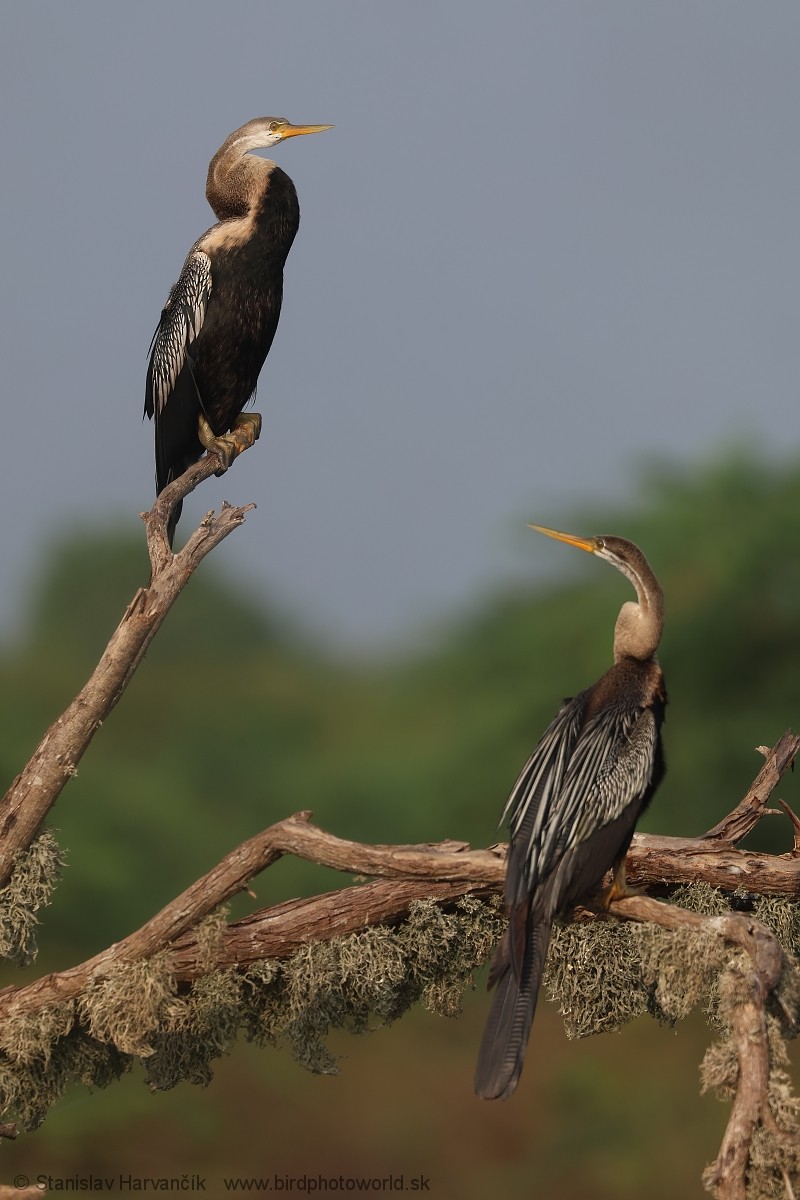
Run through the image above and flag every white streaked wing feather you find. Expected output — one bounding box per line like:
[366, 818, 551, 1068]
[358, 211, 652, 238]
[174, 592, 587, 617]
[506, 699, 657, 896]
[503, 692, 588, 838]
[150, 251, 212, 415]
[567, 709, 656, 848]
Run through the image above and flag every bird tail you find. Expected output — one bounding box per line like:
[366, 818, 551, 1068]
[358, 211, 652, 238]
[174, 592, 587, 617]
[158, 455, 196, 550]
[474, 916, 553, 1100]
[165, 495, 182, 550]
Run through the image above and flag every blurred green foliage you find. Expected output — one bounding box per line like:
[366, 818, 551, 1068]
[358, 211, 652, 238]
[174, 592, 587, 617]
[0, 450, 798, 1196]
[2, 451, 799, 960]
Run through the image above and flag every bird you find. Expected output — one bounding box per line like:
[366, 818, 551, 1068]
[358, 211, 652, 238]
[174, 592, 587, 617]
[474, 525, 667, 1101]
[144, 116, 332, 545]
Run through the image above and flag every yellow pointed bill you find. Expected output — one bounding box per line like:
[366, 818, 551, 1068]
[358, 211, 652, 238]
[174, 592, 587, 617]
[528, 524, 598, 554]
[280, 122, 334, 139]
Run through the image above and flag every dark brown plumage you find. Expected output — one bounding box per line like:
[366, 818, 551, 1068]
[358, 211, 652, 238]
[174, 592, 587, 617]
[144, 117, 331, 544]
[474, 526, 667, 1101]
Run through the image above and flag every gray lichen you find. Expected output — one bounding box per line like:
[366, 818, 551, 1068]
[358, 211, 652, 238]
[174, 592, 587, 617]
[0, 895, 505, 1127]
[0, 879, 797, 1198]
[0, 831, 65, 966]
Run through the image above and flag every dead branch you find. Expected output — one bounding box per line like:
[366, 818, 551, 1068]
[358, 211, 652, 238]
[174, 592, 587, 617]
[778, 799, 800, 854]
[703, 731, 800, 844]
[0, 440, 257, 890]
[2, 774, 798, 1023]
[0, 735, 796, 1196]
[0, 813, 501, 1019]
[606, 895, 789, 1200]
[0, 427, 797, 1200]
[169, 877, 497, 979]
[626, 832, 800, 896]
[0, 810, 795, 1198]
[1, 789, 798, 1020]
[705, 966, 783, 1200]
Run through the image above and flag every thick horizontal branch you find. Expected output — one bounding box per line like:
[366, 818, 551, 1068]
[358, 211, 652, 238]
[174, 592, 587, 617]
[0, 814, 499, 1020]
[1, 797, 797, 1021]
[605, 893, 784, 982]
[0, 737, 797, 1197]
[166, 833, 798, 979]
[168, 878, 497, 980]
[0, 445, 256, 890]
[627, 832, 800, 896]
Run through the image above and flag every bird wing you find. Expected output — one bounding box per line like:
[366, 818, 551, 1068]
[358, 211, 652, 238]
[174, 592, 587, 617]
[562, 705, 658, 850]
[504, 696, 658, 906]
[501, 693, 588, 849]
[144, 250, 212, 420]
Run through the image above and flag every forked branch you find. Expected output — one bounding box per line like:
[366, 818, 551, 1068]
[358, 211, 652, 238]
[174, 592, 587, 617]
[0, 791, 797, 1198]
[0, 441, 257, 889]
[0, 443, 797, 1197]
[703, 731, 800, 844]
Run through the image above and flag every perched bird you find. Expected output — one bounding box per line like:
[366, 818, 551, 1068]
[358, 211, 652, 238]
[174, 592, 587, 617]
[144, 116, 332, 544]
[475, 525, 667, 1101]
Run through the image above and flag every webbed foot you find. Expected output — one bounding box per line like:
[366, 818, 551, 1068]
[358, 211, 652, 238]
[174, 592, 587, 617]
[599, 860, 641, 909]
[197, 412, 263, 476]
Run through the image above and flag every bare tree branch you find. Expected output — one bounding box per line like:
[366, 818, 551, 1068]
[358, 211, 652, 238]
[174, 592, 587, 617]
[0, 801, 794, 1197]
[0, 795, 797, 1016]
[627, 831, 800, 895]
[169, 877, 497, 979]
[0, 436, 797, 1197]
[778, 799, 800, 855]
[604, 894, 790, 1200]
[0, 814, 501, 1019]
[0, 439, 257, 889]
[703, 731, 800, 844]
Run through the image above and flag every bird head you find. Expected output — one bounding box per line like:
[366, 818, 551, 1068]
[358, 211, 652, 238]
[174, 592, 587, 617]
[529, 526, 641, 574]
[528, 524, 664, 660]
[235, 117, 333, 154]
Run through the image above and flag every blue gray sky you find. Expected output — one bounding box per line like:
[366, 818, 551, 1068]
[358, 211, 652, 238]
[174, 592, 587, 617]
[1, 2, 798, 649]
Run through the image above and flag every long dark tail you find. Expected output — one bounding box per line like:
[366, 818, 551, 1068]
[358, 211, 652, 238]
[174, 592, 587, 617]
[166, 492, 183, 550]
[159, 454, 196, 550]
[474, 917, 553, 1100]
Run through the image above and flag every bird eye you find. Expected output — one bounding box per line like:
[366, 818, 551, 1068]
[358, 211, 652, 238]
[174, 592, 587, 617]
[269, 120, 280, 132]
[596, 537, 605, 549]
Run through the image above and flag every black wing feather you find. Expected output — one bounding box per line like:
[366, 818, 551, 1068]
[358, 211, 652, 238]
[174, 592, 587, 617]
[476, 693, 661, 1100]
[504, 695, 659, 913]
[144, 250, 212, 496]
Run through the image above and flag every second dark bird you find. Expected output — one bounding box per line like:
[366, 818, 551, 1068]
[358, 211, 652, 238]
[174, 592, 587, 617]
[145, 116, 332, 544]
[474, 525, 667, 1101]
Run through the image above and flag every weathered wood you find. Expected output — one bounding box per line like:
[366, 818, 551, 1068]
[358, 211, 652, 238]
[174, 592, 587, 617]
[169, 878, 497, 978]
[703, 730, 800, 844]
[0, 808, 797, 1019]
[0, 436, 796, 1198]
[0, 444, 256, 889]
[628, 832, 800, 897]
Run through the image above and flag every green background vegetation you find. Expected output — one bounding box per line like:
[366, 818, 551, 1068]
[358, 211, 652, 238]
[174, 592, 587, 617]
[1, 452, 798, 1197]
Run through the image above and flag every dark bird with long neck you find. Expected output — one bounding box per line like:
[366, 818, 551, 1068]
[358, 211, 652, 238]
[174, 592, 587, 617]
[144, 116, 332, 544]
[475, 525, 667, 1101]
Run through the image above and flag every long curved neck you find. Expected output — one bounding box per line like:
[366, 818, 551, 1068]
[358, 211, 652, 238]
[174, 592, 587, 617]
[612, 561, 664, 663]
[206, 130, 274, 220]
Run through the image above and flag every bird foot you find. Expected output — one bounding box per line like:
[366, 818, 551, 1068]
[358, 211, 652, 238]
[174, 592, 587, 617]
[197, 412, 263, 477]
[232, 411, 263, 445]
[599, 863, 641, 909]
